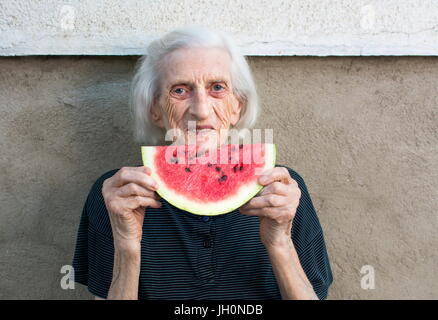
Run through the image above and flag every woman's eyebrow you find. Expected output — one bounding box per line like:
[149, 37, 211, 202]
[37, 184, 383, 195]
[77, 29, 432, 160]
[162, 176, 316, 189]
[207, 79, 229, 85]
[169, 78, 229, 87]
[169, 81, 190, 87]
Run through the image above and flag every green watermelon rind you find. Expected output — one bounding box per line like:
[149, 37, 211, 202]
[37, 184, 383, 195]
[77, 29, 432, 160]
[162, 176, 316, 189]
[141, 144, 277, 216]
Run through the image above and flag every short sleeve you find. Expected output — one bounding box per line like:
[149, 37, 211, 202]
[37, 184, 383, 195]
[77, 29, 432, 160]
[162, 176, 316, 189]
[72, 169, 119, 299]
[280, 166, 334, 300]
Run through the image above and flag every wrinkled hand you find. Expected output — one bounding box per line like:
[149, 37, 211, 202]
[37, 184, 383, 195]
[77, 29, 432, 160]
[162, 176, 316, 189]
[239, 167, 301, 249]
[102, 166, 161, 249]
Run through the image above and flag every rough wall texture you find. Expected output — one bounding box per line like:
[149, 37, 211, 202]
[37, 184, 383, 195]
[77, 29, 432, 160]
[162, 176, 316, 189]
[0, 56, 437, 299]
[2, 0, 438, 55]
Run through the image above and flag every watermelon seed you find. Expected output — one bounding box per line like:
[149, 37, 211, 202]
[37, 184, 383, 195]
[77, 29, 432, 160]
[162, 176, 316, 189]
[185, 167, 192, 172]
[239, 144, 243, 149]
[239, 164, 244, 171]
[207, 163, 212, 167]
[215, 166, 221, 172]
[218, 175, 228, 182]
[232, 165, 238, 173]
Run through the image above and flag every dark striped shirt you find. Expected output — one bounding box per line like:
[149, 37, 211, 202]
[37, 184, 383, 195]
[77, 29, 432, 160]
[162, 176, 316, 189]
[72, 165, 333, 299]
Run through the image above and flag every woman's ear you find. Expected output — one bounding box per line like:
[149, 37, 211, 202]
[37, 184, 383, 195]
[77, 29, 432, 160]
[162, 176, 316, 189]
[229, 96, 243, 126]
[150, 100, 165, 128]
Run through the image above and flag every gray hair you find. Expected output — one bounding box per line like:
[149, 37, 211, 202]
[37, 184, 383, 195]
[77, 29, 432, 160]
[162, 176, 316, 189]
[130, 26, 259, 145]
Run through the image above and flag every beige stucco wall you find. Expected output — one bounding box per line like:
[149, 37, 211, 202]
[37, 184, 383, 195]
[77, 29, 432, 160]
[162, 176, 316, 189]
[0, 55, 437, 299]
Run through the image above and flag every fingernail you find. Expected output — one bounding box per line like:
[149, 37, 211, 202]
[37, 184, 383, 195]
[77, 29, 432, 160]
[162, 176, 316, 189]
[259, 176, 268, 184]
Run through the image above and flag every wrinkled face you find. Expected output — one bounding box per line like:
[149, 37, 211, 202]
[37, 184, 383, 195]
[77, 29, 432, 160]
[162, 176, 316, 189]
[151, 47, 242, 149]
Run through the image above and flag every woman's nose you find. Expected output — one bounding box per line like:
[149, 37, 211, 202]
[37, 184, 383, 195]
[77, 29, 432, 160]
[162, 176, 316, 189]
[189, 89, 211, 120]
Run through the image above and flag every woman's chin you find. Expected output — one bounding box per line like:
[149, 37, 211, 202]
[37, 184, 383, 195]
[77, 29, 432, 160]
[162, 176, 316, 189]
[172, 129, 228, 150]
[194, 135, 219, 150]
[180, 130, 220, 147]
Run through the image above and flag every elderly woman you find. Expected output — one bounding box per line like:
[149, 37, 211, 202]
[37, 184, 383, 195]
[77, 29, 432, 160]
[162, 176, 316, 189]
[72, 26, 333, 300]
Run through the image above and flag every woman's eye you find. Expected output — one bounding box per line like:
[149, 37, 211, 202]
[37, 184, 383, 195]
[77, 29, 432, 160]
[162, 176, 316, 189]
[174, 88, 185, 94]
[212, 84, 224, 91]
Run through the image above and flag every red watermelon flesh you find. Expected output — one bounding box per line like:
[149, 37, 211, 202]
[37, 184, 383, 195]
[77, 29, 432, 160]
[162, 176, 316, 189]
[141, 143, 276, 215]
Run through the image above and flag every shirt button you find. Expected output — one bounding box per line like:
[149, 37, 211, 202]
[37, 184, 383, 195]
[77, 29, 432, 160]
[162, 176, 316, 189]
[202, 216, 210, 222]
[203, 239, 212, 248]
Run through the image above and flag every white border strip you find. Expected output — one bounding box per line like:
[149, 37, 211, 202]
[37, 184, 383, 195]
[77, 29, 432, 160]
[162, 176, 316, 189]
[2, 34, 438, 56]
[2, 1, 438, 56]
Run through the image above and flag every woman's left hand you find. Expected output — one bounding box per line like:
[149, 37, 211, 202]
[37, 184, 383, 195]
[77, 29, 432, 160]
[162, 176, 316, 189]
[239, 167, 301, 249]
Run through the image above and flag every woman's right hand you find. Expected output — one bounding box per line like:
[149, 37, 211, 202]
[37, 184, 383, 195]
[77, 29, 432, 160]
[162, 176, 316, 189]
[102, 166, 161, 250]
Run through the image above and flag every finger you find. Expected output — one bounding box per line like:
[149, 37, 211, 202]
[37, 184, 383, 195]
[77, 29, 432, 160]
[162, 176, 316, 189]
[115, 182, 160, 200]
[121, 196, 162, 210]
[258, 167, 294, 186]
[241, 194, 288, 210]
[240, 207, 294, 225]
[114, 167, 158, 190]
[259, 181, 290, 196]
[239, 206, 278, 218]
[105, 166, 152, 188]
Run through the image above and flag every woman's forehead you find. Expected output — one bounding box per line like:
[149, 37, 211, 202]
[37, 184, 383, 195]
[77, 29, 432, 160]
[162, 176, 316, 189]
[160, 47, 232, 86]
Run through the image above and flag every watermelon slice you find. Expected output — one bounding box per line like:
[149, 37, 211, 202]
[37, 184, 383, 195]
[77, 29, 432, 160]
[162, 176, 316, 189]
[141, 143, 276, 216]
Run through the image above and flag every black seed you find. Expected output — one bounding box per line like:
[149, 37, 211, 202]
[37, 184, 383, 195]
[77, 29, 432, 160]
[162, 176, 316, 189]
[218, 175, 228, 182]
[233, 165, 238, 173]
[239, 164, 244, 171]
[215, 167, 221, 172]
[239, 144, 243, 149]
[207, 163, 212, 167]
[185, 167, 191, 172]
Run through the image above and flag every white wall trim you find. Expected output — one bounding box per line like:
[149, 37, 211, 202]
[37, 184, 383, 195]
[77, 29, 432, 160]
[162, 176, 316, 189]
[1, 0, 438, 56]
